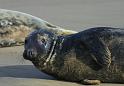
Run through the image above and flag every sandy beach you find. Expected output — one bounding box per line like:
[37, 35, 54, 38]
[0, 0, 124, 86]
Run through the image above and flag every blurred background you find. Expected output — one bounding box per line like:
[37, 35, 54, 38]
[0, 0, 124, 31]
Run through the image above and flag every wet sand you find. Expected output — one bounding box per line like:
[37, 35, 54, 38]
[0, 0, 124, 86]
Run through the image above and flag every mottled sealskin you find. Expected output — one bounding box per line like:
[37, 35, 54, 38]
[23, 27, 124, 85]
[0, 9, 76, 47]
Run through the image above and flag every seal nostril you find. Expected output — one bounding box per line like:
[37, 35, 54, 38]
[29, 51, 33, 57]
[28, 50, 36, 58]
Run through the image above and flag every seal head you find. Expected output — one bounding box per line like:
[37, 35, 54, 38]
[23, 29, 56, 61]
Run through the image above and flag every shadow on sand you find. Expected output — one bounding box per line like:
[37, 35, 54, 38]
[0, 65, 55, 79]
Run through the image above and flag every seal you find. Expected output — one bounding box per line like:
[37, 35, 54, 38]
[23, 27, 124, 85]
[0, 9, 76, 47]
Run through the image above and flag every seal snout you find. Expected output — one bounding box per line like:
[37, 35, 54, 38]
[23, 49, 37, 61]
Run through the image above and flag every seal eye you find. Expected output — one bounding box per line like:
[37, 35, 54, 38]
[37, 34, 48, 45]
[41, 38, 45, 43]
[40, 38, 47, 45]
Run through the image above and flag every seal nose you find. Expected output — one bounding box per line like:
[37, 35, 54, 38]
[23, 49, 37, 60]
[28, 49, 37, 58]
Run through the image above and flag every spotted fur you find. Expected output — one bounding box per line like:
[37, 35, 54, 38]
[0, 9, 76, 47]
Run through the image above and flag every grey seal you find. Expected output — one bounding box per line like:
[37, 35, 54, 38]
[0, 9, 76, 47]
[23, 27, 124, 85]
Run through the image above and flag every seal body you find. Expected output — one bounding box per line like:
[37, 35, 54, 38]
[23, 27, 124, 84]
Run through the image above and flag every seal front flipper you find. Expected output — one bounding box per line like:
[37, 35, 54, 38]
[81, 36, 111, 70]
[81, 79, 101, 85]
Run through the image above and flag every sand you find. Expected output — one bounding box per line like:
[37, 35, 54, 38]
[0, 0, 124, 86]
